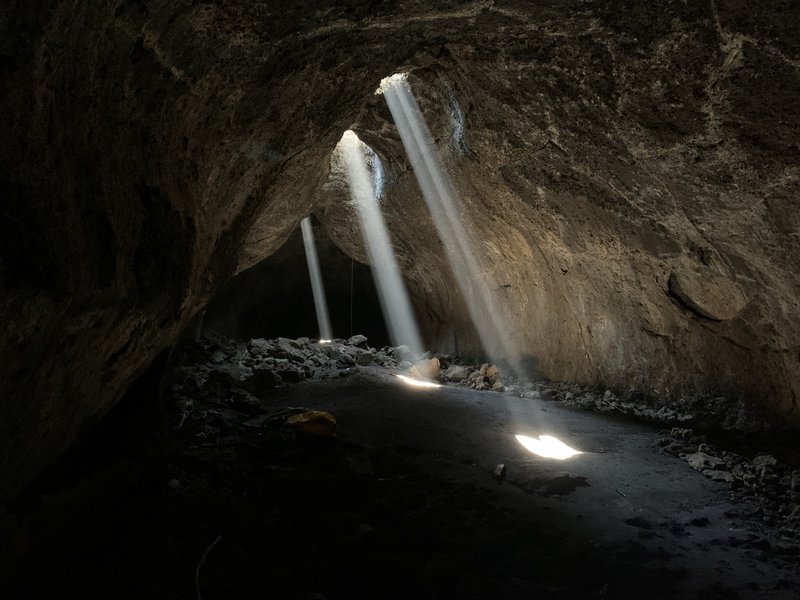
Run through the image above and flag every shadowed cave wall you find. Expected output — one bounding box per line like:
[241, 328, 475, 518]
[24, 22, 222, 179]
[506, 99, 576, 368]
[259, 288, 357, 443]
[1, 0, 799, 501]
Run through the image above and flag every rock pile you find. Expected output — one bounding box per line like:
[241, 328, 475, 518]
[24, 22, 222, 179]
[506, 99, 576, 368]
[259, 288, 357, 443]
[180, 334, 408, 388]
[516, 381, 770, 434]
[440, 362, 506, 391]
[658, 427, 800, 545]
[167, 334, 417, 430]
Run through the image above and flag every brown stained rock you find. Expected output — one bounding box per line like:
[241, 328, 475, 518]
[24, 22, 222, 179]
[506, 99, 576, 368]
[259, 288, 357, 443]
[409, 357, 441, 381]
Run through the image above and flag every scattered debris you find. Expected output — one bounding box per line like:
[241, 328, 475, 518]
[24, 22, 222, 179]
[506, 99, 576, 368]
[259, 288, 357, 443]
[493, 463, 507, 484]
[656, 426, 800, 546]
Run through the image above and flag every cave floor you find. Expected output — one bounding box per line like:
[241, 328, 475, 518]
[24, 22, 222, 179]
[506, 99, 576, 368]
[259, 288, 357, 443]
[6, 366, 799, 599]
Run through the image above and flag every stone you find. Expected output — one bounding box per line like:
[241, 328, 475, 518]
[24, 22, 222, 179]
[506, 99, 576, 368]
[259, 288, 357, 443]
[492, 380, 505, 392]
[276, 338, 307, 361]
[686, 452, 727, 472]
[702, 469, 735, 484]
[669, 427, 694, 440]
[443, 364, 469, 381]
[354, 349, 373, 366]
[335, 354, 355, 368]
[347, 334, 369, 348]
[409, 357, 440, 380]
[248, 339, 272, 356]
[751, 455, 777, 470]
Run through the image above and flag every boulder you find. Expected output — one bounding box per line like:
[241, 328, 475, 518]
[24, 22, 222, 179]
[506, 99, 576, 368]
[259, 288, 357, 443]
[443, 364, 469, 382]
[347, 334, 369, 348]
[409, 357, 440, 380]
[686, 452, 727, 472]
[354, 349, 373, 366]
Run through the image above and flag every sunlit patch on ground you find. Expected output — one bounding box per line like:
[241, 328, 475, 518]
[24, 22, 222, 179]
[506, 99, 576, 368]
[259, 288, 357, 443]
[515, 434, 583, 460]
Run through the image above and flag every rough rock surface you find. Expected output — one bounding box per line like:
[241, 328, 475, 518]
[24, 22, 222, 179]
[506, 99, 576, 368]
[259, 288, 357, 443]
[1, 1, 799, 500]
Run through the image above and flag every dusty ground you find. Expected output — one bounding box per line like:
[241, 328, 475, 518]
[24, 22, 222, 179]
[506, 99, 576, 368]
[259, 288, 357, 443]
[3, 352, 798, 599]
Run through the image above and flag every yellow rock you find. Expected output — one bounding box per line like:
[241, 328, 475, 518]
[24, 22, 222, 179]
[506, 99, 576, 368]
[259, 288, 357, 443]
[409, 357, 441, 380]
[286, 410, 338, 436]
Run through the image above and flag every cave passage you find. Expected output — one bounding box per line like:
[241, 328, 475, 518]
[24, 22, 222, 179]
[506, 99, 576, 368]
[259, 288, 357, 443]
[381, 74, 522, 377]
[201, 224, 392, 347]
[339, 129, 423, 354]
[300, 216, 333, 342]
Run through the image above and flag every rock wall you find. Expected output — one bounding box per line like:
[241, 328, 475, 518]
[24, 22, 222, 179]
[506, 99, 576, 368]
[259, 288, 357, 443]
[1, 0, 799, 499]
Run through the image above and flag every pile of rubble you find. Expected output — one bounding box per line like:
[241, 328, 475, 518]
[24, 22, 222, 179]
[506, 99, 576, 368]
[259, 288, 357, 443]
[166, 334, 411, 429]
[656, 426, 800, 546]
[441, 362, 506, 391]
[176, 333, 410, 388]
[517, 381, 769, 434]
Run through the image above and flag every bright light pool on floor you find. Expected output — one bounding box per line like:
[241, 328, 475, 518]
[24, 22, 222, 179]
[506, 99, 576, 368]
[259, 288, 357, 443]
[396, 374, 442, 389]
[515, 434, 583, 460]
[318, 339, 332, 344]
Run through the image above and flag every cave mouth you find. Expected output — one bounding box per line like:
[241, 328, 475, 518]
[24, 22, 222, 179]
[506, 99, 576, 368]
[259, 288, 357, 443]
[201, 219, 394, 348]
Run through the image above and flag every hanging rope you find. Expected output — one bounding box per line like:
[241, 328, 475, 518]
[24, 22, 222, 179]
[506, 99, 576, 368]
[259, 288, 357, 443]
[349, 256, 355, 338]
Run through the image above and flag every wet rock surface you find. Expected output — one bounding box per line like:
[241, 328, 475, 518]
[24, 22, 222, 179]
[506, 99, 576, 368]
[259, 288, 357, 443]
[3, 336, 798, 599]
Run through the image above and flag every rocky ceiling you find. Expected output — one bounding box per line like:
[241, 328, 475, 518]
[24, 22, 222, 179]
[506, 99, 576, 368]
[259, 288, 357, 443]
[1, 0, 798, 500]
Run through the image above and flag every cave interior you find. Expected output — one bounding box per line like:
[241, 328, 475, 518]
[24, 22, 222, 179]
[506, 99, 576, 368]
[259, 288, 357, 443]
[1, 1, 800, 598]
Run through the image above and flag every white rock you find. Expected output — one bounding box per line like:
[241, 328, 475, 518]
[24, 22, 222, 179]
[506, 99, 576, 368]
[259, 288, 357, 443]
[687, 452, 726, 472]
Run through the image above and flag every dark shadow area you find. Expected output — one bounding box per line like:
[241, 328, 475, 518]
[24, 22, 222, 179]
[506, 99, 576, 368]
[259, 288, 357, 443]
[3, 350, 171, 516]
[202, 220, 391, 346]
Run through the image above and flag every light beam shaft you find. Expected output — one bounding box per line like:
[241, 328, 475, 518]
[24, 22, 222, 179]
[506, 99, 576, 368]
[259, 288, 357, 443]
[300, 217, 333, 341]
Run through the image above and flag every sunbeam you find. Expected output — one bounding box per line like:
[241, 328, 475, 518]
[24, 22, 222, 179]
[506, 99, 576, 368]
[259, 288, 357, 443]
[300, 217, 333, 341]
[380, 74, 524, 379]
[337, 130, 424, 355]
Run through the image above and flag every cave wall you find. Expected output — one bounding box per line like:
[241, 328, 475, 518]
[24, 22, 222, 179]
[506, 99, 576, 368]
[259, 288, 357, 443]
[1, 0, 799, 500]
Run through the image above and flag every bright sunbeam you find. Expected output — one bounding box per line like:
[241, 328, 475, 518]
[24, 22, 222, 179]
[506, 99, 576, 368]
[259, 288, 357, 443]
[396, 374, 442, 389]
[300, 217, 333, 341]
[381, 76, 524, 379]
[515, 434, 583, 460]
[337, 130, 424, 355]
[318, 339, 332, 344]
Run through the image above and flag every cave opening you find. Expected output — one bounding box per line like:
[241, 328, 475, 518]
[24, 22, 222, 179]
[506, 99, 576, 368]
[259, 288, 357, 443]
[201, 219, 393, 348]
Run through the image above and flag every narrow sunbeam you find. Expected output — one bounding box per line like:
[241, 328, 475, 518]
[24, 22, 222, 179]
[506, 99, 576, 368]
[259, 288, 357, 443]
[380, 75, 524, 379]
[396, 374, 442, 389]
[336, 130, 424, 355]
[300, 217, 333, 341]
[515, 434, 583, 460]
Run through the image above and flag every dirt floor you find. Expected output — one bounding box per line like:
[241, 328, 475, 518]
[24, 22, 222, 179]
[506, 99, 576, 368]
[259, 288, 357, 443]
[3, 361, 799, 599]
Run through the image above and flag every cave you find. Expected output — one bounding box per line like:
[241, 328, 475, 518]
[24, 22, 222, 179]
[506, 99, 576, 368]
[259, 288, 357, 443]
[1, 1, 799, 598]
